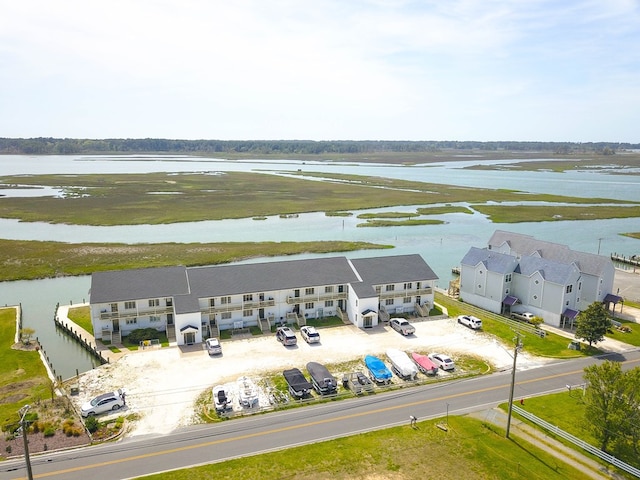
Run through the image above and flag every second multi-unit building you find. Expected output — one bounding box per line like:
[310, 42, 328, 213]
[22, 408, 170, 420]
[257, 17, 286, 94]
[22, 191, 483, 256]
[459, 230, 618, 328]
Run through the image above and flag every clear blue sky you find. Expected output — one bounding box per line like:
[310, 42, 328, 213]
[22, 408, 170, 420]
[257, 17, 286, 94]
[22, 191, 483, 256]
[1, 1, 638, 142]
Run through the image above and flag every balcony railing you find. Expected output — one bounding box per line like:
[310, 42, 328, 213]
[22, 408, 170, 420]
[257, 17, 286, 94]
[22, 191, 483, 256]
[285, 291, 348, 304]
[99, 305, 174, 321]
[203, 298, 275, 314]
[377, 287, 433, 299]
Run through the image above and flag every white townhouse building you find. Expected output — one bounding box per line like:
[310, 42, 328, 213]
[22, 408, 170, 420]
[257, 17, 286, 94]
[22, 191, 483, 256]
[459, 230, 617, 328]
[89, 254, 438, 346]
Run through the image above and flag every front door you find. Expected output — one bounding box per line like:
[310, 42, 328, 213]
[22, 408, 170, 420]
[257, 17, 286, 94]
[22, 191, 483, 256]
[184, 332, 195, 345]
[112, 319, 120, 332]
[363, 315, 373, 328]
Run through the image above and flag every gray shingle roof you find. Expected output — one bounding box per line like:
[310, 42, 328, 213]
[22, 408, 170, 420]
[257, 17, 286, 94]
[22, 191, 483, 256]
[516, 256, 576, 284]
[460, 247, 518, 274]
[187, 256, 359, 297]
[349, 254, 438, 285]
[488, 230, 610, 276]
[90, 266, 189, 303]
[90, 254, 437, 312]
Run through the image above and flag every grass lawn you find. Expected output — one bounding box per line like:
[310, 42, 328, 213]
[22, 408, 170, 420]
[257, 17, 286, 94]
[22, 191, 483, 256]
[139, 415, 588, 480]
[606, 318, 640, 346]
[0, 307, 51, 431]
[500, 389, 640, 472]
[435, 292, 600, 358]
[67, 306, 93, 335]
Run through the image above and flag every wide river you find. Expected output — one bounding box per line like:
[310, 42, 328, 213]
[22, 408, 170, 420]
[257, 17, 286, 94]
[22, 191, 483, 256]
[1, 154, 639, 378]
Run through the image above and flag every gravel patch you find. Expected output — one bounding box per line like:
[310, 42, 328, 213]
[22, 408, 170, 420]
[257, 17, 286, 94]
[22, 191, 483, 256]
[71, 317, 548, 438]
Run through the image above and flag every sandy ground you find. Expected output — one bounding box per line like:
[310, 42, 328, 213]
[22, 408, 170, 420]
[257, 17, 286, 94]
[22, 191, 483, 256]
[71, 316, 552, 438]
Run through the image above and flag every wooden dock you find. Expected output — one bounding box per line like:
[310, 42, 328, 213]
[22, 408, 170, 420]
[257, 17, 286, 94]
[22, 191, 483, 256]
[611, 254, 640, 267]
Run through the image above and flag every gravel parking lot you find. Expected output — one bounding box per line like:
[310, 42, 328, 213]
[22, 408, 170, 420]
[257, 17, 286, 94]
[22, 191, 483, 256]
[72, 317, 549, 438]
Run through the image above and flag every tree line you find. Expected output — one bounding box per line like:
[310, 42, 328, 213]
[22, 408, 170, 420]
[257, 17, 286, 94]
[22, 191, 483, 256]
[0, 137, 637, 155]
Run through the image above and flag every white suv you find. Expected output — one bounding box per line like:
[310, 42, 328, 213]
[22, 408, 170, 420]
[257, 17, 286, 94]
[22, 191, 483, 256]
[457, 315, 482, 330]
[81, 389, 125, 417]
[300, 326, 320, 344]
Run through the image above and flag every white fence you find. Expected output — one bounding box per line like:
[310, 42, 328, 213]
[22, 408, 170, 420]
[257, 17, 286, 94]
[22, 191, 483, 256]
[512, 405, 640, 478]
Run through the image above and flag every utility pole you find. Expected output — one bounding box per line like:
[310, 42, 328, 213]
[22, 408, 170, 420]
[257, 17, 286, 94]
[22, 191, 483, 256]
[506, 333, 523, 439]
[19, 405, 34, 480]
[597, 238, 603, 255]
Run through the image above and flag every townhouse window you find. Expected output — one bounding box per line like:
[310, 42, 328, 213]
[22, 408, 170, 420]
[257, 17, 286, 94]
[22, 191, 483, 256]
[505, 274, 512, 283]
[209, 298, 215, 307]
[148, 299, 159, 307]
[126, 318, 137, 325]
[403, 297, 412, 304]
[533, 295, 538, 300]
[578, 282, 582, 290]
[325, 300, 334, 307]
[385, 285, 395, 292]
[305, 287, 315, 295]
[338, 285, 344, 293]
[124, 301, 136, 310]
[110, 303, 118, 312]
[243, 294, 253, 302]
[385, 299, 394, 306]
[375, 286, 381, 294]
[305, 302, 314, 310]
[221, 312, 231, 320]
[535, 280, 539, 285]
[404, 282, 412, 290]
[325, 286, 334, 293]
[165, 297, 173, 307]
[416, 282, 421, 289]
[149, 315, 160, 323]
[221, 296, 231, 304]
[566, 285, 573, 294]
[243, 309, 253, 317]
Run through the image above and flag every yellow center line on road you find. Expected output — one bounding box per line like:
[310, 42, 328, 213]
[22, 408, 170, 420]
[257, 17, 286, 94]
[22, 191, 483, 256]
[24, 357, 640, 479]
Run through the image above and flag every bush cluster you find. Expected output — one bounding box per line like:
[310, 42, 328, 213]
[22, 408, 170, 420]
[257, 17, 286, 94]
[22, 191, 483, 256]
[125, 328, 162, 344]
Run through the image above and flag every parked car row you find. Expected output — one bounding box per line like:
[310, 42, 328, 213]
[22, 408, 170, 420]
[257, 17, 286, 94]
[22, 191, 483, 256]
[365, 349, 455, 384]
[275, 325, 322, 346]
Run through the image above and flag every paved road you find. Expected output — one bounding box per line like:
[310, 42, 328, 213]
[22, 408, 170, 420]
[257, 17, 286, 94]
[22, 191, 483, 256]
[3, 349, 640, 480]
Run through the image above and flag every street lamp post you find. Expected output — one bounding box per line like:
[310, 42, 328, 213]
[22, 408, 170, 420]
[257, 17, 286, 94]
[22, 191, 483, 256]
[506, 333, 522, 439]
[19, 405, 34, 480]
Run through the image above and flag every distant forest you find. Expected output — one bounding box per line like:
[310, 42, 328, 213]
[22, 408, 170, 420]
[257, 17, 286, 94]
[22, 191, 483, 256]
[0, 137, 637, 155]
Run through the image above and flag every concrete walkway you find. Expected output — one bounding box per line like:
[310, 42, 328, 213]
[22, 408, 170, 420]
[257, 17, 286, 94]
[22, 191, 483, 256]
[56, 303, 127, 364]
[471, 408, 621, 479]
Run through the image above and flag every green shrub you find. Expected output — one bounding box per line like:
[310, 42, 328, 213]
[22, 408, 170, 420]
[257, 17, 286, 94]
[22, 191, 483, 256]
[125, 328, 161, 344]
[84, 416, 99, 433]
[43, 426, 56, 437]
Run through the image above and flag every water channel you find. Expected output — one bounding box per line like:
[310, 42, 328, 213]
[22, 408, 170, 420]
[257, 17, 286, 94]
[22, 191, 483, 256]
[1, 154, 639, 378]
